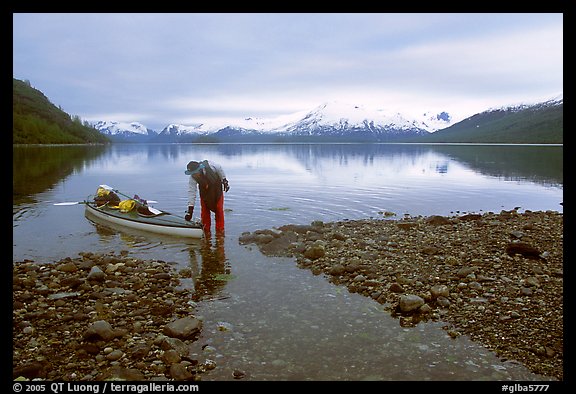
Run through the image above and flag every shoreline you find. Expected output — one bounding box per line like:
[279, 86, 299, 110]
[239, 209, 563, 380]
[13, 209, 563, 381]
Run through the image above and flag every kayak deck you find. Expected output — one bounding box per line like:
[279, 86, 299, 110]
[84, 200, 203, 238]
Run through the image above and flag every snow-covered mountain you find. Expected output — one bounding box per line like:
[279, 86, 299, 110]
[92, 96, 562, 143]
[485, 94, 563, 114]
[92, 121, 158, 142]
[93, 101, 455, 143]
[272, 101, 451, 137]
[92, 95, 561, 143]
[417, 95, 563, 143]
[113, 101, 452, 143]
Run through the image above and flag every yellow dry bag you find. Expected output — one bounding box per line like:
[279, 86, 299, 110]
[118, 199, 136, 213]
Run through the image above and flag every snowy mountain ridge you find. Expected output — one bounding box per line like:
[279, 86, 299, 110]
[92, 95, 561, 143]
[170, 101, 452, 134]
[93, 120, 152, 136]
[93, 100, 452, 141]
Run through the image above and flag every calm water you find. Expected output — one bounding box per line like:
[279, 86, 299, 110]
[12, 143, 563, 381]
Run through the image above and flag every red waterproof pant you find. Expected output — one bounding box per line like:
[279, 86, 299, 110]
[200, 194, 225, 234]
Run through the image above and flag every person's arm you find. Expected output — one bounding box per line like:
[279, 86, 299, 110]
[188, 176, 198, 206]
[186, 176, 198, 220]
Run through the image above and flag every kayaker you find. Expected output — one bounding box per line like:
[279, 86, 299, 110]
[185, 160, 230, 235]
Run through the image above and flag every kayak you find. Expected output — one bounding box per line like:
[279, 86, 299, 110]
[84, 199, 204, 238]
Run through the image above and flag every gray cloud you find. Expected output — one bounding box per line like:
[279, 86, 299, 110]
[13, 13, 563, 130]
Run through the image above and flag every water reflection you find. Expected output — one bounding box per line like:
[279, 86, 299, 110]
[85, 209, 232, 301]
[189, 235, 231, 301]
[12, 145, 108, 205]
[13, 144, 563, 211]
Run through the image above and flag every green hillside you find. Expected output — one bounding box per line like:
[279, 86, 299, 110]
[412, 101, 563, 144]
[13, 78, 110, 144]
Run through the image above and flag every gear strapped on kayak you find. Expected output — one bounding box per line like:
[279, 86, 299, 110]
[85, 185, 204, 238]
[92, 186, 159, 217]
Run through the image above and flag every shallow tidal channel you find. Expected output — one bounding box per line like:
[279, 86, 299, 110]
[175, 237, 554, 381]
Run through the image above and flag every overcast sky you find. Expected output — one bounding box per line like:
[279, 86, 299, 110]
[13, 13, 563, 131]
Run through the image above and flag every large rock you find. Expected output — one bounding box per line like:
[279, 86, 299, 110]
[163, 316, 202, 340]
[87, 265, 106, 282]
[83, 320, 121, 341]
[505, 242, 542, 259]
[398, 294, 425, 313]
[430, 284, 450, 299]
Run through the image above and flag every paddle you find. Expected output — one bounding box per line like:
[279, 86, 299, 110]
[54, 201, 88, 206]
[54, 187, 189, 222]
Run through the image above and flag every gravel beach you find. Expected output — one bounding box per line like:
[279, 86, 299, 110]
[13, 253, 212, 381]
[13, 209, 563, 381]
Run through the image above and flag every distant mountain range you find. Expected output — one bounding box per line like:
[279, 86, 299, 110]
[94, 101, 454, 143]
[93, 98, 562, 144]
[12, 77, 562, 145]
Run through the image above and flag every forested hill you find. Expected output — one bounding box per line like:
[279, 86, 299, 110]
[410, 100, 563, 144]
[13, 78, 110, 144]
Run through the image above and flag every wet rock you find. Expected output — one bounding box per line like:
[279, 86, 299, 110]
[303, 243, 326, 260]
[459, 213, 482, 221]
[87, 265, 106, 282]
[397, 221, 418, 230]
[98, 366, 146, 381]
[398, 294, 425, 313]
[83, 320, 120, 341]
[202, 359, 217, 370]
[105, 349, 124, 361]
[426, 215, 452, 225]
[56, 261, 78, 273]
[162, 349, 181, 364]
[421, 246, 441, 255]
[169, 363, 193, 380]
[260, 232, 298, 256]
[159, 336, 189, 357]
[329, 264, 346, 276]
[523, 276, 540, 287]
[456, 266, 478, 278]
[13, 361, 48, 379]
[505, 242, 542, 259]
[238, 232, 257, 244]
[47, 291, 80, 300]
[435, 296, 451, 308]
[163, 316, 202, 340]
[353, 274, 366, 282]
[430, 284, 449, 299]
